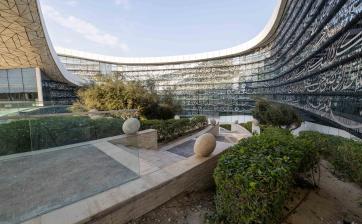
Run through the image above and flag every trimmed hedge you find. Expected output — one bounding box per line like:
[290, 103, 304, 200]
[214, 128, 318, 224]
[0, 119, 31, 156]
[298, 131, 362, 186]
[0, 116, 124, 156]
[141, 115, 207, 142]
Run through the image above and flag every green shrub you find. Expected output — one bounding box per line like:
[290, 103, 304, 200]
[141, 116, 207, 142]
[92, 117, 124, 139]
[214, 128, 318, 224]
[0, 116, 124, 156]
[298, 131, 362, 186]
[220, 124, 231, 131]
[240, 121, 252, 133]
[190, 115, 208, 128]
[252, 99, 301, 128]
[75, 78, 181, 120]
[0, 119, 31, 155]
[333, 141, 362, 185]
[142, 103, 175, 120]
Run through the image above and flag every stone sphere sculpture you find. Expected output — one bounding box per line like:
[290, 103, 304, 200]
[194, 133, 216, 157]
[174, 115, 180, 120]
[210, 118, 217, 126]
[122, 118, 141, 135]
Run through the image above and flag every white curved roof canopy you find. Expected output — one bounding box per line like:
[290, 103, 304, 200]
[0, 0, 88, 85]
[0, 0, 286, 86]
[56, 0, 287, 65]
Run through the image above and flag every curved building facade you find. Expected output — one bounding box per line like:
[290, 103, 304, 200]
[0, 0, 361, 137]
[0, 0, 87, 102]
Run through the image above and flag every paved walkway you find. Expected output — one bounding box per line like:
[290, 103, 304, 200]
[0, 125, 249, 224]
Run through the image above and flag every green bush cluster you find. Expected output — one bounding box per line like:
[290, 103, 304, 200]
[240, 121, 252, 133]
[0, 116, 124, 156]
[141, 115, 207, 142]
[74, 78, 181, 120]
[298, 131, 362, 186]
[0, 114, 208, 156]
[253, 99, 301, 128]
[214, 128, 318, 224]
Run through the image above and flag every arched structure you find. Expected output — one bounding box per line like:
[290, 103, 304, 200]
[0, 0, 87, 102]
[0, 0, 361, 137]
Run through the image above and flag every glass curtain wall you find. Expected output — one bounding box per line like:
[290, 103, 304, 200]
[0, 68, 38, 101]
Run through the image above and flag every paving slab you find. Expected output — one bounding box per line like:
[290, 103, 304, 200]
[167, 139, 196, 158]
[215, 135, 229, 142]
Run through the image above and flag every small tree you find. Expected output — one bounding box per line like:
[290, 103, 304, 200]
[253, 99, 301, 128]
[160, 88, 182, 114]
[76, 78, 156, 113]
[74, 78, 181, 120]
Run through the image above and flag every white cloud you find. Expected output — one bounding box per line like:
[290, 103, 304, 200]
[42, 4, 128, 51]
[114, 0, 130, 9]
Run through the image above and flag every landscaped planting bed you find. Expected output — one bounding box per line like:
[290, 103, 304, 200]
[298, 131, 362, 186]
[141, 115, 208, 143]
[0, 116, 124, 156]
[0, 115, 208, 156]
[213, 128, 319, 224]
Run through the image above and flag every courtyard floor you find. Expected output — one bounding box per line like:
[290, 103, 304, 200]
[0, 125, 248, 224]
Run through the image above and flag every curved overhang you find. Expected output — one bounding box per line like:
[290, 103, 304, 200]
[37, 0, 89, 86]
[56, 0, 287, 65]
[0, 0, 88, 86]
[0, 0, 286, 86]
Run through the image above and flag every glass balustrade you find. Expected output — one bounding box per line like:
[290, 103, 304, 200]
[0, 102, 141, 223]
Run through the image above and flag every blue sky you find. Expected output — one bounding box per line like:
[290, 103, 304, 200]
[40, 0, 278, 57]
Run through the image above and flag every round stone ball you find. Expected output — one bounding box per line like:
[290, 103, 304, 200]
[194, 133, 216, 157]
[122, 118, 141, 135]
[174, 115, 180, 120]
[210, 119, 217, 126]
